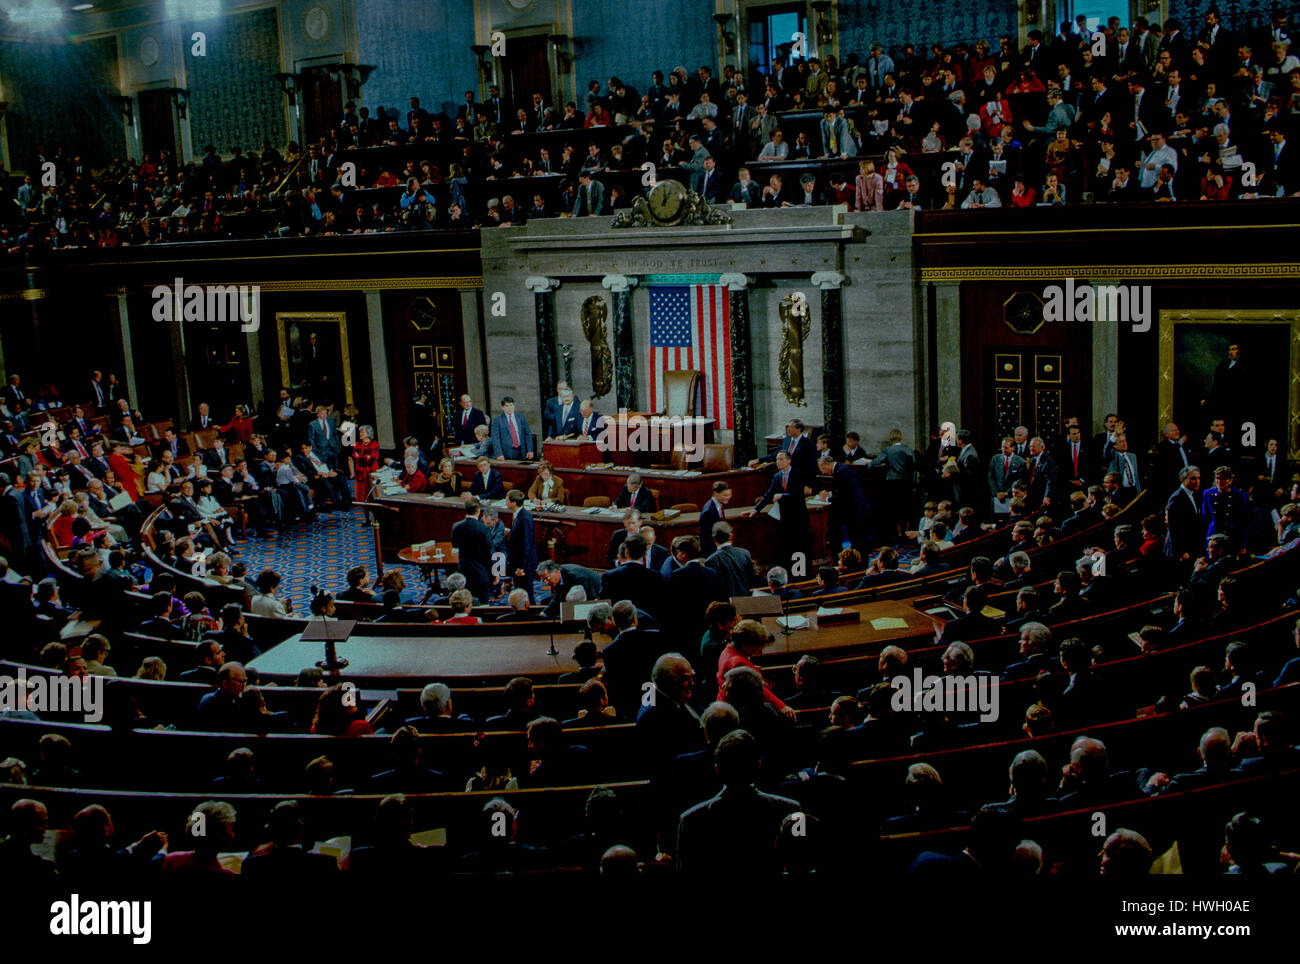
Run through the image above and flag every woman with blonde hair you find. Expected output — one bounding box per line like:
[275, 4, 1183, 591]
[854, 159, 884, 211]
[429, 457, 462, 498]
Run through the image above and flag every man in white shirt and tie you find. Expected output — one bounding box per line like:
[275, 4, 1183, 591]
[1107, 433, 1141, 499]
[575, 399, 602, 440]
[550, 387, 579, 439]
[90, 371, 108, 412]
[307, 406, 341, 470]
[490, 397, 534, 461]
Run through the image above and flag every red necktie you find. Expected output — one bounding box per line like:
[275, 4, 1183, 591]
[1004, 456, 1009, 475]
[1072, 444, 1078, 476]
[76, 441, 87, 458]
[782, 472, 788, 491]
[462, 410, 467, 426]
[508, 416, 520, 447]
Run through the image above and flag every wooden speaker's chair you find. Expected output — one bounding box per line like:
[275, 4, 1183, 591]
[661, 369, 701, 417]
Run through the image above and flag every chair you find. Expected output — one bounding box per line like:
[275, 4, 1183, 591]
[670, 502, 699, 513]
[583, 496, 611, 508]
[701, 444, 734, 473]
[660, 369, 701, 417]
[194, 428, 219, 450]
[647, 487, 660, 511]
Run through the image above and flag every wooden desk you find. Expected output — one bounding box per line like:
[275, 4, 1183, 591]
[248, 598, 935, 685]
[250, 628, 591, 683]
[542, 439, 602, 468]
[757, 599, 939, 658]
[377, 491, 831, 569]
[451, 458, 772, 508]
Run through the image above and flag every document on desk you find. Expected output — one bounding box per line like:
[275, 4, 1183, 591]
[764, 500, 781, 521]
[870, 617, 909, 630]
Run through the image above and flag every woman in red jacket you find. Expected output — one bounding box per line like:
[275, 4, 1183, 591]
[218, 404, 255, 443]
[311, 683, 374, 736]
[716, 620, 796, 719]
[352, 424, 380, 500]
[400, 455, 428, 494]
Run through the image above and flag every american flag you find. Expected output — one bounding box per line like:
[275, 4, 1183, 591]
[647, 284, 732, 429]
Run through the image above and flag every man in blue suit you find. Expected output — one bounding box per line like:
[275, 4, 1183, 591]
[306, 406, 341, 470]
[1202, 465, 1251, 555]
[749, 419, 816, 478]
[748, 450, 810, 572]
[490, 397, 535, 461]
[547, 385, 582, 439]
[817, 452, 869, 552]
[506, 489, 538, 602]
[453, 393, 489, 445]
[541, 381, 568, 440]
[698, 481, 733, 549]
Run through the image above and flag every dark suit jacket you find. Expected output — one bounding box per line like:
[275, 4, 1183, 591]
[507, 506, 537, 579]
[450, 516, 494, 601]
[665, 561, 725, 637]
[468, 469, 506, 500]
[698, 498, 729, 549]
[453, 406, 489, 445]
[600, 627, 667, 717]
[614, 486, 656, 513]
[1025, 452, 1058, 507]
[754, 466, 808, 525]
[704, 543, 756, 598]
[242, 847, 339, 882]
[599, 562, 665, 618]
[758, 434, 816, 478]
[938, 611, 1000, 644]
[1163, 486, 1207, 559]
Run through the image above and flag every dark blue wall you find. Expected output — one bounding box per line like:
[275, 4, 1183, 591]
[184, 7, 286, 154]
[1, 35, 124, 170]
[356, 0, 478, 121]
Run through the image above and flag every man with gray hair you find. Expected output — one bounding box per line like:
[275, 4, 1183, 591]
[615, 472, 654, 514]
[159, 800, 237, 876]
[636, 652, 703, 779]
[431, 571, 467, 606]
[1141, 726, 1233, 795]
[404, 682, 475, 733]
[705, 521, 757, 597]
[761, 565, 798, 600]
[1003, 550, 1032, 589]
[0, 798, 56, 880]
[496, 587, 537, 622]
[1001, 622, 1058, 681]
[980, 749, 1053, 817]
[537, 559, 601, 619]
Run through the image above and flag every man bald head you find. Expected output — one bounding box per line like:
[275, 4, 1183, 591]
[1100, 829, 1152, 876]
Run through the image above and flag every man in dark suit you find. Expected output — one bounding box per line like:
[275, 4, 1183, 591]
[1153, 422, 1193, 498]
[606, 509, 645, 568]
[306, 407, 341, 471]
[1258, 438, 1290, 509]
[453, 394, 489, 445]
[242, 801, 339, 883]
[542, 382, 571, 440]
[871, 429, 916, 543]
[537, 560, 602, 619]
[468, 457, 506, 499]
[749, 450, 810, 573]
[1054, 424, 1091, 493]
[938, 586, 999, 644]
[599, 535, 665, 621]
[1024, 437, 1058, 511]
[450, 498, 495, 603]
[505, 490, 537, 602]
[598, 601, 667, 720]
[550, 387, 582, 438]
[665, 534, 726, 641]
[1044, 569, 1093, 625]
[573, 400, 602, 440]
[704, 522, 757, 598]
[1000, 621, 1061, 681]
[1060, 489, 1103, 538]
[490, 397, 535, 461]
[157, 428, 189, 461]
[817, 453, 869, 552]
[856, 546, 913, 588]
[614, 473, 656, 513]
[698, 481, 732, 550]
[749, 419, 816, 478]
[1164, 466, 1206, 562]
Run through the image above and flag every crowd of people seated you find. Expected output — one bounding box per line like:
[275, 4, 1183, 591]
[1, 352, 1300, 877]
[4, 5, 1299, 260]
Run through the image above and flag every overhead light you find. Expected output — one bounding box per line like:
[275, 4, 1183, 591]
[165, 0, 222, 18]
[8, 2, 64, 27]
[72, 3, 96, 11]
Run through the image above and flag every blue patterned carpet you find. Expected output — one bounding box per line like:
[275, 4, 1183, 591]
[233, 507, 430, 605]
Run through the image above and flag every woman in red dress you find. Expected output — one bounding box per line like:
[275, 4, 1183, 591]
[352, 424, 380, 500]
[106, 443, 142, 501]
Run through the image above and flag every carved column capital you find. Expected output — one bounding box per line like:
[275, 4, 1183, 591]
[718, 272, 753, 290]
[601, 274, 638, 293]
[525, 276, 562, 293]
[810, 271, 845, 290]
